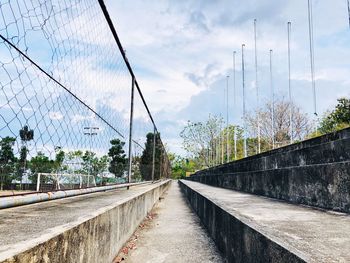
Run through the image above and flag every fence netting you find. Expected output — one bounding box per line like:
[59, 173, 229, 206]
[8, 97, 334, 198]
[0, 0, 170, 193]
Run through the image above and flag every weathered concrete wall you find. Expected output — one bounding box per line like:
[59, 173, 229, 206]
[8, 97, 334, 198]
[1, 180, 171, 263]
[179, 180, 305, 263]
[189, 128, 350, 213]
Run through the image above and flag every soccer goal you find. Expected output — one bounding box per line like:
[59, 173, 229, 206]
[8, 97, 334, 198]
[36, 173, 96, 192]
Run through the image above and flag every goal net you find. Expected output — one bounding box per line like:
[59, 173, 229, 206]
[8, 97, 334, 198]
[36, 173, 96, 192]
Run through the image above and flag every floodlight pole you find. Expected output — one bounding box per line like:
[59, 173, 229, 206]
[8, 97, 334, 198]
[242, 44, 247, 158]
[287, 22, 293, 144]
[270, 49, 275, 149]
[307, 0, 318, 125]
[233, 51, 237, 160]
[254, 19, 261, 154]
[226, 75, 230, 163]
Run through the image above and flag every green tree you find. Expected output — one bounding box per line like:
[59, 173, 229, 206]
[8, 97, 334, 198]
[65, 150, 84, 174]
[319, 97, 350, 134]
[140, 132, 163, 181]
[54, 150, 65, 172]
[108, 139, 127, 177]
[28, 152, 55, 184]
[0, 137, 16, 190]
[180, 115, 224, 168]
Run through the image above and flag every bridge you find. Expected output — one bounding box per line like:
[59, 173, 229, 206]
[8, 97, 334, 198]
[0, 0, 350, 263]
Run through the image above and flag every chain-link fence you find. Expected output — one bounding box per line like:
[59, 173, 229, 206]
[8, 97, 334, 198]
[0, 0, 170, 194]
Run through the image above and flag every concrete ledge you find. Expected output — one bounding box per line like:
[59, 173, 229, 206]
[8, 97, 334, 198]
[190, 128, 350, 213]
[180, 180, 350, 263]
[0, 180, 171, 263]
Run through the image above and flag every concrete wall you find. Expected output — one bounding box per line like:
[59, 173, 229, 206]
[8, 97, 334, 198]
[189, 128, 350, 213]
[179, 180, 305, 263]
[2, 180, 171, 263]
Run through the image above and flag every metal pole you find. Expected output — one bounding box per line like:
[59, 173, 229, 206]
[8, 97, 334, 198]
[233, 51, 237, 160]
[159, 146, 162, 179]
[270, 49, 275, 149]
[287, 22, 293, 144]
[242, 44, 247, 158]
[226, 75, 229, 163]
[254, 19, 261, 154]
[220, 119, 224, 164]
[127, 76, 135, 189]
[151, 127, 156, 182]
[307, 0, 317, 118]
[348, 0, 350, 28]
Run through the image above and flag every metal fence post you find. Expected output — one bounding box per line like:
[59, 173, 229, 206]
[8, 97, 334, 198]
[151, 127, 156, 182]
[36, 173, 41, 192]
[127, 76, 135, 189]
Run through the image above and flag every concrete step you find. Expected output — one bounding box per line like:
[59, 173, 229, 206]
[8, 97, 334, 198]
[214, 137, 350, 173]
[191, 161, 350, 213]
[180, 180, 350, 263]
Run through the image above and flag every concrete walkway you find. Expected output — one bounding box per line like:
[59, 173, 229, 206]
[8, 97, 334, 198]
[123, 181, 223, 263]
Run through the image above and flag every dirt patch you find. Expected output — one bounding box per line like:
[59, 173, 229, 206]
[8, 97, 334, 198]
[112, 211, 158, 263]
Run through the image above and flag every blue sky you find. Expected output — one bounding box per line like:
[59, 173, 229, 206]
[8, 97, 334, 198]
[0, 0, 349, 158]
[105, 0, 350, 154]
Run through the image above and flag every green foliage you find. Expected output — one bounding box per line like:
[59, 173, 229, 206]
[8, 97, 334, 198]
[28, 152, 55, 183]
[168, 153, 201, 179]
[82, 151, 109, 177]
[319, 97, 350, 134]
[140, 133, 163, 181]
[108, 139, 127, 177]
[0, 137, 16, 190]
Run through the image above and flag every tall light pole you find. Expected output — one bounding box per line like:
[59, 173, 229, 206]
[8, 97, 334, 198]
[270, 49, 275, 149]
[287, 22, 293, 144]
[226, 75, 230, 163]
[307, 0, 317, 119]
[242, 44, 247, 158]
[233, 51, 237, 160]
[220, 117, 224, 164]
[254, 19, 261, 154]
[84, 126, 99, 186]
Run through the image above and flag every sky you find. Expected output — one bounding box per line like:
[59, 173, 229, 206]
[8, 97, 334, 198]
[0, 0, 349, 158]
[105, 0, 350, 155]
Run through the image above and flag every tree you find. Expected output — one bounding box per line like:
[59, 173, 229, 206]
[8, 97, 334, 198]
[82, 151, 109, 177]
[54, 150, 66, 173]
[168, 153, 201, 179]
[140, 132, 163, 181]
[108, 139, 127, 177]
[247, 99, 312, 150]
[28, 152, 55, 183]
[0, 137, 16, 190]
[319, 97, 350, 134]
[65, 150, 84, 174]
[180, 115, 223, 167]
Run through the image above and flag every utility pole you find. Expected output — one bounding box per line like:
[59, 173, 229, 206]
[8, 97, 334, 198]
[242, 44, 247, 158]
[233, 51, 237, 160]
[287, 22, 293, 144]
[83, 126, 99, 187]
[270, 49, 275, 149]
[254, 19, 261, 154]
